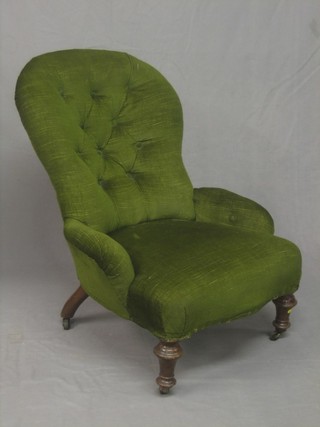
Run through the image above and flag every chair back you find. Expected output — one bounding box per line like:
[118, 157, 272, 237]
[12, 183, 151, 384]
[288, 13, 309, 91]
[15, 50, 195, 232]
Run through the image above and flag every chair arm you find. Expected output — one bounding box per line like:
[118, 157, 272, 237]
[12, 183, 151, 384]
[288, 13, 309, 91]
[193, 188, 274, 234]
[64, 218, 135, 300]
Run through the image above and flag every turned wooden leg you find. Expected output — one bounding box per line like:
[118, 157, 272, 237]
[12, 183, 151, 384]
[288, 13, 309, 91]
[270, 294, 297, 340]
[153, 341, 182, 394]
[60, 285, 89, 330]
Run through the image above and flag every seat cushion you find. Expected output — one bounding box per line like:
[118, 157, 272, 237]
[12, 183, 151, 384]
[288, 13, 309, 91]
[110, 220, 301, 340]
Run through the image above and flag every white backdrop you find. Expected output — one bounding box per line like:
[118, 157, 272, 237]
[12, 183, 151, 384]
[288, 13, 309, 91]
[1, 1, 320, 426]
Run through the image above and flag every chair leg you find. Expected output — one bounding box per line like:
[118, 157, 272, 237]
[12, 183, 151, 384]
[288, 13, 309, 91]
[270, 294, 297, 340]
[153, 341, 182, 394]
[60, 285, 89, 330]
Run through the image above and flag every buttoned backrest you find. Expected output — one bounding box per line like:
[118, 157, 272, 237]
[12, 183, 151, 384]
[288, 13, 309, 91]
[15, 50, 195, 232]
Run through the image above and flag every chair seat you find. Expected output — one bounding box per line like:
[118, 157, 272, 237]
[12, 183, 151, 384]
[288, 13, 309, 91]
[111, 220, 301, 340]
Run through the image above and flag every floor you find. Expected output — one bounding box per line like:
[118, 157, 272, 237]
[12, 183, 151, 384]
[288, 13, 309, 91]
[1, 261, 319, 427]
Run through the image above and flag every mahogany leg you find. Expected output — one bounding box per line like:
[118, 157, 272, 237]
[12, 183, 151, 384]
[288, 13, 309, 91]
[60, 285, 89, 330]
[270, 294, 297, 340]
[153, 341, 182, 394]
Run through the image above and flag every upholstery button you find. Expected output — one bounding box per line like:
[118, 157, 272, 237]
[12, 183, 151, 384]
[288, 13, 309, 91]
[98, 178, 108, 189]
[136, 142, 143, 149]
[112, 116, 119, 127]
[127, 171, 136, 180]
[59, 90, 73, 102]
[80, 122, 89, 132]
[97, 148, 103, 155]
[229, 214, 237, 223]
[90, 90, 98, 100]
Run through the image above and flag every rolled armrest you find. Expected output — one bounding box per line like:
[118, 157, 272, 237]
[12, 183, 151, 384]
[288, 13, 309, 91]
[64, 218, 135, 295]
[193, 188, 274, 234]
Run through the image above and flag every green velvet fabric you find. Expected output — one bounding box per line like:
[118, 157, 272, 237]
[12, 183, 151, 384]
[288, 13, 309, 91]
[15, 49, 195, 233]
[111, 220, 301, 340]
[194, 187, 274, 234]
[15, 49, 302, 342]
[64, 218, 134, 315]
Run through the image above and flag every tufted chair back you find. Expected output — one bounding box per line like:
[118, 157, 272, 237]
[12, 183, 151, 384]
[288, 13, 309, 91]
[15, 50, 195, 233]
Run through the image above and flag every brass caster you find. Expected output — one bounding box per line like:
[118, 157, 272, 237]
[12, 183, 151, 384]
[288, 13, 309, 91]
[270, 331, 282, 341]
[62, 318, 71, 330]
[159, 386, 170, 395]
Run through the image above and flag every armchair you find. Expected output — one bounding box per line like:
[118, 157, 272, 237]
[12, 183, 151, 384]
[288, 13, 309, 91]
[15, 50, 301, 394]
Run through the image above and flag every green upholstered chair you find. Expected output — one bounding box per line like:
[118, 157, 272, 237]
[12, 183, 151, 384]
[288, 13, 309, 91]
[15, 49, 301, 394]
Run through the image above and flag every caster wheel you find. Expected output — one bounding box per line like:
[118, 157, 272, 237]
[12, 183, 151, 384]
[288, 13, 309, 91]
[159, 387, 170, 395]
[270, 331, 281, 341]
[62, 318, 71, 330]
